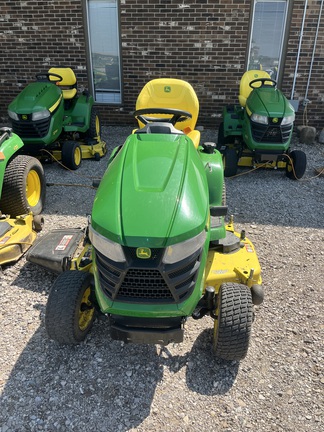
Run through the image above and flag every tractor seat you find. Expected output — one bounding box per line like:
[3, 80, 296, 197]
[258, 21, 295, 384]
[239, 70, 272, 107]
[48, 67, 77, 100]
[135, 78, 200, 148]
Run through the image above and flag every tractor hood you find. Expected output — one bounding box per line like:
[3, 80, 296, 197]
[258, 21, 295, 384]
[246, 87, 295, 118]
[8, 82, 62, 115]
[91, 133, 209, 248]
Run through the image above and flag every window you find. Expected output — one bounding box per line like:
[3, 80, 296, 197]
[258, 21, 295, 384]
[84, 0, 122, 104]
[247, 0, 290, 83]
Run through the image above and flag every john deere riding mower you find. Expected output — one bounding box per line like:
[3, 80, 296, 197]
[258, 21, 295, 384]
[27, 79, 263, 361]
[0, 127, 45, 265]
[8, 67, 106, 170]
[218, 70, 307, 179]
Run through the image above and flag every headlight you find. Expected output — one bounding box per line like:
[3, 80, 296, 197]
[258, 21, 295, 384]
[89, 225, 126, 262]
[8, 110, 19, 121]
[281, 114, 295, 125]
[163, 230, 206, 264]
[32, 110, 50, 121]
[251, 113, 268, 125]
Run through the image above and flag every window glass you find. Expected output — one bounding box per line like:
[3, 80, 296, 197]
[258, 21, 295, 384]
[248, 0, 288, 81]
[87, 0, 121, 104]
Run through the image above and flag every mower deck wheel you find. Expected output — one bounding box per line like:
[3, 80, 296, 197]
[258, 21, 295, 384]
[32, 215, 44, 232]
[0, 155, 46, 217]
[213, 282, 253, 361]
[61, 140, 82, 170]
[45, 271, 96, 344]
[285, 150, 307, 180]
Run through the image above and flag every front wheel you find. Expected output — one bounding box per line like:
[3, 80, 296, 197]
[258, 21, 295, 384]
[61, 141, 82, 170]
[0, 155, 46, 217]
[213, 283, 253, 361]
[45, 271, 96, 344]
[285, 150, 307, 180]
[88, 106, 101, 140]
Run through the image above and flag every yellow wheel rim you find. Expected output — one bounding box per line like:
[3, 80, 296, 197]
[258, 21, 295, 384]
[26, 169, 41, 207]
[74, 146, 82, 166]
[79, 287, 94, 331]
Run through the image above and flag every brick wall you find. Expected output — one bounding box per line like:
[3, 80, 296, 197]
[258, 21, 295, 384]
[0, 0, 323, 130]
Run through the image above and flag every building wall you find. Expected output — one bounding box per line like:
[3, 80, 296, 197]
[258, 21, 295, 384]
[0, 0, 323, 130]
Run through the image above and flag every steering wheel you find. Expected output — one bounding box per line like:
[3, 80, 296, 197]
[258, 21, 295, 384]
[249, 78, 277, 89]
[36, 72, 63, 83]
[134, 108, 192, 126]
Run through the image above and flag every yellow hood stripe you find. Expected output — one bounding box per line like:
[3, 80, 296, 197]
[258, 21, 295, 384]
[49, 94, 63, 113]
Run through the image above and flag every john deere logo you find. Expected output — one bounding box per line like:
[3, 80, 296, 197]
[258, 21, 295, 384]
[22, 114, 28, 120]
[164, 86, 171, 93]
[272, 117, 279, 123]
[136, 247, 151, 259]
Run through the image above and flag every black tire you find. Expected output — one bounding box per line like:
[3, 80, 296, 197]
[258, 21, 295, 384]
[217, 122, 226, 149]
[0, 155, 46, 217]
[45, 271, 96, 344]
[224, 148, 238, 177]
[88, 107, 101, 139]
[285, 150, 307, 180]
[61, 141, 82, 170]
[213, 282, 253, 361]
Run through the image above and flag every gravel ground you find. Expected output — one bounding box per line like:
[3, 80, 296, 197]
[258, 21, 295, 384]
[0, 126, 323, 432]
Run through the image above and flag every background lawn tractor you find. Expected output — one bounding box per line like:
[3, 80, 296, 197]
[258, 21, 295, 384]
[0, 127, 45, 265]
[27, 78, 264, 361]
[8, 67, 106, 170]
[218, 70, 307, 179]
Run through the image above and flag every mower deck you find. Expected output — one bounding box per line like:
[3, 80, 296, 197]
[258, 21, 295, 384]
[205, 221, 262, 289]
[0, 214, 37, 265]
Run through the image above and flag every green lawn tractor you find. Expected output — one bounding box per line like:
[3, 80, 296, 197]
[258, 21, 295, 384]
[27, 79, 264, 361]
[8, 67, 106, 170]
[218, 70, 307, 179]
[0, 127, 45, 265]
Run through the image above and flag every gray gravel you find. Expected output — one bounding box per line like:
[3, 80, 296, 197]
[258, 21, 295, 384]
[1, 126, 323, 432]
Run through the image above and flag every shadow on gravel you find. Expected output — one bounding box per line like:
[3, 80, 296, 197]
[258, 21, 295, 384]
[185, 329, 239, 395]
[0, 321, 161, 430]
[158, 329, 239, 396]
[0, 316, 238, 430]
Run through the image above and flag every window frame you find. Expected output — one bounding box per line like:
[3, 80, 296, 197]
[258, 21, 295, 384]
[82, 0, 123, 105]
[246, 0, 293, 87]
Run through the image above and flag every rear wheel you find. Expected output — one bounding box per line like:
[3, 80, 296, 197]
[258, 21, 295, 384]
[88, 107, 101, 139]
[224, 148, 238, 177]
[45, 271, 96, 344]
[285, 150, 307, 180]
[61, 141, 82, 170]
[213, 283, 253, 361]
[0, 155, 46, 217]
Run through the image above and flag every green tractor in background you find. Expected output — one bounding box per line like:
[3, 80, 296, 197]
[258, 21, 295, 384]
[218, 70, 307, 179]
[27, 79, 264, 361]
[8, 67, 106, 170]
[0, 127, 45, 265]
